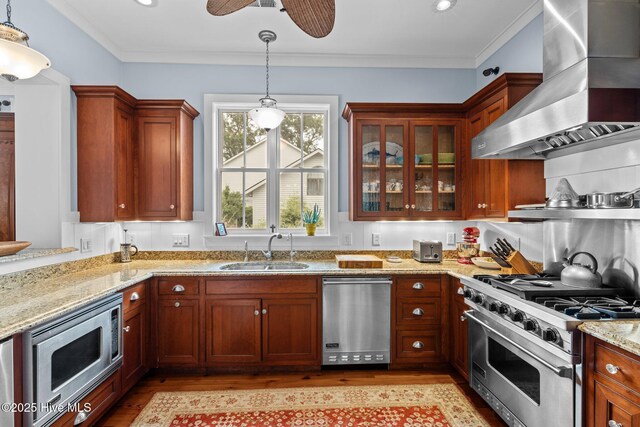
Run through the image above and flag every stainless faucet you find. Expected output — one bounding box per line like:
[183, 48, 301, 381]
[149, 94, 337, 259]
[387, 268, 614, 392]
[243, 240, 249, 262]
[262, 233, 282, 261]
[287, 233, 297, 262]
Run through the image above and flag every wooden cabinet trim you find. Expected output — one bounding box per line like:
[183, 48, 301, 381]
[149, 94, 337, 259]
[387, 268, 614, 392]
[205, 278, 318, 295]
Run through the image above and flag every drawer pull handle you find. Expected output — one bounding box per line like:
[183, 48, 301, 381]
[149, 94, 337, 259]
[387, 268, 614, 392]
[123, 326, 131, 333]
[608, 421, 622, 427]
[457, 287, 464, 295]
[262, 309, 267, 315]
[412, 282, 424, 290]
[605, 363, 620, 375]
[412, 308, 424, 316]
[129, 292, 140, 301]
[74, 410, 89, 425]
[412, 341, 424, 349]
[254, 310, 260, 316]
[172, 284, 185, 293]
[174, 301, 180, 308]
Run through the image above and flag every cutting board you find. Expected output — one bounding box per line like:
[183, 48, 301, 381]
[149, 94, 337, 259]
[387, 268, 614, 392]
[336, 255, 383, 269]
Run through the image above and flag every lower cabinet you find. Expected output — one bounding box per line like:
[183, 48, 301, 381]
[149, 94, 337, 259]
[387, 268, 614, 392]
[205, 298, 262, 363]
[585, 335, 640, 427]
[157, 297, 200, 367]
[449, 277, 469, 380]
[261, 298, 317, 363]
[121, 281, 149, 392]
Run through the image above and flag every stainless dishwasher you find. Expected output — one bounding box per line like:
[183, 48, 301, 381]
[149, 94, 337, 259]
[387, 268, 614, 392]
[322, 277, 391, 365]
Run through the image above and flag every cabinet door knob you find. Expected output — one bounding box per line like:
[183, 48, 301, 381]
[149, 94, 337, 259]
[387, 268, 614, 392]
[170, 204, 175, 210]
[457, 287, 464, 295]
[412, 341, 424, 349]
[254, 310, 260, 316]
[174, 301, 180, 308]
[608, 421, 622, 427]
[482, 203, 488, 208]
[262, 309, 267, 315]
[477, 203, 483, 209]
[74, 410, 88, 425]
[172, 284, 185, 293]
[405, 204, 410, 209]
[460, 315, 467, 322]
[411, 204, 416, 209]
[412, 308, 424, 316]
[119, 203, 126, 209]
[605, 363, 620, 375]
[123, 326, 131, 333]
[129, 292, 140, 301]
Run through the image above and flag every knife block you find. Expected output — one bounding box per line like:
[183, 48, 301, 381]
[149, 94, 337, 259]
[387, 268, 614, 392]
[501, 251, 538, 275]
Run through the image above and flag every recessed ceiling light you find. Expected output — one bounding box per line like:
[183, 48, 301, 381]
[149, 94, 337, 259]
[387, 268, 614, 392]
[433, 0, 457, 12]
[135, 0, 156, 6]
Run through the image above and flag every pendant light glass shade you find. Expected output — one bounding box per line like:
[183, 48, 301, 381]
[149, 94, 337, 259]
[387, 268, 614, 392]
[0, 38, 50, 80]
[251, 30, 285, 131]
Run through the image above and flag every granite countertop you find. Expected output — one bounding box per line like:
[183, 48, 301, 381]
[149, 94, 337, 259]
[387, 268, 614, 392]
[0, 247, 77, 264]
[0, 259, 490, 341]
[579, 321, 640, 358]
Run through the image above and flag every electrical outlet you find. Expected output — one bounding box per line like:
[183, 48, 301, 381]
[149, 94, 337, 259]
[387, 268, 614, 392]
[128, 233, 136, 245]
[343, 232, 353, 246]
[172, 233, 190, 247]
[80, 238, 92, 253]
[372, 233, 381, 246]
[446, 232, 456, 245]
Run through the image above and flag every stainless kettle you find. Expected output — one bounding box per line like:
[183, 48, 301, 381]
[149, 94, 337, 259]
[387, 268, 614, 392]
[561, 251, 602, 288]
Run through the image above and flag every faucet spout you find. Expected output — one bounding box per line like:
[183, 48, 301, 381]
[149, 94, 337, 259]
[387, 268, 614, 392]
[262, 233, 282, 261]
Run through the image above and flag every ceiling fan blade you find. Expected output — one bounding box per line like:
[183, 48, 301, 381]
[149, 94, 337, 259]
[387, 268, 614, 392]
[281, 0, 335, 38]
[206, 0, 255, 16]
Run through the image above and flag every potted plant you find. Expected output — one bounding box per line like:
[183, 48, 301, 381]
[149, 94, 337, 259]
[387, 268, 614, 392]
[303, 204, 321, 236]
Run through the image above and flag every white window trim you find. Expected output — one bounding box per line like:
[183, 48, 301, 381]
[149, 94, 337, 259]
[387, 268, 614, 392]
[203, 94, 339, 249]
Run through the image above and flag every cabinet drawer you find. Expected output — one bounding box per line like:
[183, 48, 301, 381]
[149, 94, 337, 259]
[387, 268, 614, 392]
[396, 277, 441, 297]
[396, 298, 440, 326]
[50, 370, 121, 426]
[594, 380, 640, 427]
[158, 278, 199, 296]
[122, 281, 147, 313]
[594, 342, 640, 392]
[206, 278, 317, 295]
[395, 329, 441, 362]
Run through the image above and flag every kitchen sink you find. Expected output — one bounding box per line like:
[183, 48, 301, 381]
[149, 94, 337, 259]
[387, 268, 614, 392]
[219, 262, 310, 271]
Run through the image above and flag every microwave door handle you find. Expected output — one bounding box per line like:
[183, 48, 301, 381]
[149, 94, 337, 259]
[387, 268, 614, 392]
[463, 310, 573, 378]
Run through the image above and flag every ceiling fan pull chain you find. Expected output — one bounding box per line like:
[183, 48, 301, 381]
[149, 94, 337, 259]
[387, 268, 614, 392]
[265, 39, 270, 99]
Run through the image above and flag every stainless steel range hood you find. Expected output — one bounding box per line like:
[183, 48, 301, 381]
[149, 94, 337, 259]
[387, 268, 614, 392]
[473, 0, 640, 160]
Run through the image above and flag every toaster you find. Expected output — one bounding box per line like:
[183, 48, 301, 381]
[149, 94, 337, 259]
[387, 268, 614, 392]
[412, 240, 443, 263]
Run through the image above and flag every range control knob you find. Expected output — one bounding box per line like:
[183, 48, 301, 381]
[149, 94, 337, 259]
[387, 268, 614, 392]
[498, 304, 511, 316]
[464, 289, 476, 300]
[543, 328, 562, 344]
[522, 318, 539, 332]
[511, 310, 525, 322]
[489, 302, 500, 312]
[473, 293, 486, 305]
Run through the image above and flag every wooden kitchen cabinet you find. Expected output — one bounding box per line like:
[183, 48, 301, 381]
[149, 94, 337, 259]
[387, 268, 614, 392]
[72, 86, 137, 222]
[261, 298, 318, 363]
[0, 113, 14, 241]
[464, 74, 545, 220]
[449, 277, 469, 380]
[343, 104, 465, 220]
[205, 298, 262, 363]
[136, 100, 198, 220]
[72, 87, 199, 222]
[121, 281, 148, 393]
[585, 335, 640, 427]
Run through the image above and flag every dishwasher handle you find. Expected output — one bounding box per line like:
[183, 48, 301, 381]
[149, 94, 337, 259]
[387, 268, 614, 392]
[323, 277, 392, 286]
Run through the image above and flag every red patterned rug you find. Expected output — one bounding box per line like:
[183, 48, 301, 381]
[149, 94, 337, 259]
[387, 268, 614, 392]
[131, 384, 490, 427]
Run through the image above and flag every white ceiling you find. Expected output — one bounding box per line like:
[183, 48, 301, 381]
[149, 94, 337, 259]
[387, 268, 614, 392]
[47, 0, 541, 68]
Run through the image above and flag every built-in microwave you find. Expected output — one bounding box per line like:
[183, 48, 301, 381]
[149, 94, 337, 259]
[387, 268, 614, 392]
[23, 294, 122, 427]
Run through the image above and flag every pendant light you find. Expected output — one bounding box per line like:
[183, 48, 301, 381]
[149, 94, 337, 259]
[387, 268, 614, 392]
[0, 0, 50, 81]
[248, 30, 285, 132]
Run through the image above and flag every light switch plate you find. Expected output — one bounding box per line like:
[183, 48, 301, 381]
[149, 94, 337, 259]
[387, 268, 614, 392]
[172, 233, 190, 247]
[80, 238, 92, 253]
[372, 233, 381, 246]
[446, 232, 456, 245]
[343, 232, 353, 246]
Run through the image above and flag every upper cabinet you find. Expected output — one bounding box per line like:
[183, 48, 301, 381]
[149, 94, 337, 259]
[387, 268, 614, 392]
[343, 73, 544, 222]
[464, 74, 545, 221]
[72, 86, 199, 222]
[344, 104, 465, 220]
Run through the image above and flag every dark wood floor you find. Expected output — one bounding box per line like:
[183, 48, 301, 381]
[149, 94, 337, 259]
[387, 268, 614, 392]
[96, 368, 507, 426]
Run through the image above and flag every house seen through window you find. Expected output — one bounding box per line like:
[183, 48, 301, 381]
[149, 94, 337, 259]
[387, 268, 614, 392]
[217, 108, 328, 234]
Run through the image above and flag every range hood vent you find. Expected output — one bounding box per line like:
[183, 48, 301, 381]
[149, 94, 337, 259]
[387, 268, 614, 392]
[473, 0, 640, 160]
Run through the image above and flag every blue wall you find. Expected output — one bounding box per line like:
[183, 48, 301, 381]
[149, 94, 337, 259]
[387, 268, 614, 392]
[120, 64, 476, 211]
[476, 13, 543, 90]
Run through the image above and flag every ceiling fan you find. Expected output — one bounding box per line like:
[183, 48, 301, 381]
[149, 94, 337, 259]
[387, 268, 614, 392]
[206, 0, 335, 38]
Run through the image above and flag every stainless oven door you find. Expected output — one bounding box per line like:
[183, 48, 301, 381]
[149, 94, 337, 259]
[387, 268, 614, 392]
[466, 310, 575, 427]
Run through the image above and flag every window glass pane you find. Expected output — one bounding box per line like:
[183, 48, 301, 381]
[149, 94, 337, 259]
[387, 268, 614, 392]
[279, 113, 302, 168]
[279, 172, 303, 228]
[362, 125, 381, 212]
[437, 125, 456, 212]
[222, 112, 246, 166]
[303, 171, 325, 230]
[221, 172, 245, 229]
[302, 113, 324, 168]
[245, 171, 267, 229]
[245, 117, 267, 168]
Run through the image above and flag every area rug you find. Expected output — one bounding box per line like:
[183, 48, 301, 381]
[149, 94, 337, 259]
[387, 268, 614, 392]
[131, 383, 490, 427]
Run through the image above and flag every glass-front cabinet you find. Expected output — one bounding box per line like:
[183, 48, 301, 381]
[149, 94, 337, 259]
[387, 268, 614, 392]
[349, 113, 462, 220]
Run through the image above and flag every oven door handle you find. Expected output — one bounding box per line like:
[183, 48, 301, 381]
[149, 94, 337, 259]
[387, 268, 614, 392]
[463, 310, 573, 378]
